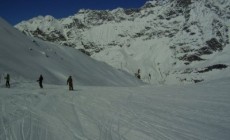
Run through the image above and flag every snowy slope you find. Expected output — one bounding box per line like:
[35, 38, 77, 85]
[0, 78, 230, 140]
[15, 0, 230, 85]
[0, 17, 142, 86]
[1, 5, 230, 139]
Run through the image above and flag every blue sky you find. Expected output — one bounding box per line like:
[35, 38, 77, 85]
[0, 0, 149, 25]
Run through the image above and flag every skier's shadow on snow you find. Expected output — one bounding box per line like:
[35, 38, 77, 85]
[0, 82, 20, 88]
[39, 91, 46, 95]
[69, 89, 82, 92]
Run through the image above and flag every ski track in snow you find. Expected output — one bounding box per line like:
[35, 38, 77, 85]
[0, 81, 230, 140]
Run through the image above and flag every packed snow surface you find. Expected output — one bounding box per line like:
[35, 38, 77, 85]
[0, 79, 230, 140]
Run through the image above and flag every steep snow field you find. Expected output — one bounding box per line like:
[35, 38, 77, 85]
[0, 18, 141, 86]
[0, 79, 230, 140]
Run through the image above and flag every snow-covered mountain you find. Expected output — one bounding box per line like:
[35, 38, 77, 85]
[0, 17, 142, 86]
[1, 5, 230, 139]
[15, 0, 230, 84]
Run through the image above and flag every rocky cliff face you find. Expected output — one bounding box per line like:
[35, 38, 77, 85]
[15, 0, 230, 84]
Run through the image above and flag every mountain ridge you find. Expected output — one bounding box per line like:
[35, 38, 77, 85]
[15, 0, 230, 84]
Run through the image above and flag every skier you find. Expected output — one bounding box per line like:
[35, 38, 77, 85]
[135, 69, 141, 79]
[37, 75, 43, 88]
[67, 76, 73, 91]
[148, 73, 151, 83]
[5, 73, 10, 88]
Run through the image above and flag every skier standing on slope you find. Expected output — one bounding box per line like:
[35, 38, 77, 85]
[148, 73, 151, 83]
[5, 73, 10, 88]
[37, 75, 43, 88]
[135, 69, 141, 79]
[67, 76, 73, 91]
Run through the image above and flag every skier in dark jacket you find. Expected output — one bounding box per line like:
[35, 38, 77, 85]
[135, 69, 141, 79]
[37, 75, 43, 88]
[67, 76, 73, 91]
[5, 73, 10, 88]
